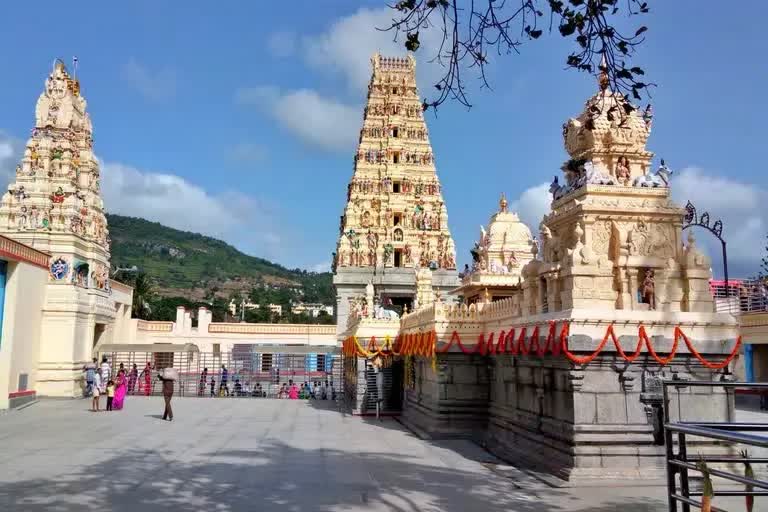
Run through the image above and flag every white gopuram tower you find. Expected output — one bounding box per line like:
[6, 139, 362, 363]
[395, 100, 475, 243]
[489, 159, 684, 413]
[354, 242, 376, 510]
[0, 60, 117, 396]
[333, 54, 459, 336]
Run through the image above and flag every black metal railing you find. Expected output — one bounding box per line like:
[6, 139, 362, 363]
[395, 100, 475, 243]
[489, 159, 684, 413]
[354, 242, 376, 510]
[663, 380, 768, 511]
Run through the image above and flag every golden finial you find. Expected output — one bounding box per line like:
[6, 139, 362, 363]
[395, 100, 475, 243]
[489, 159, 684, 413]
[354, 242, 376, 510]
[499, 192, 508, 213]
[598, 54, 609, 91]
[483, 287, 491, 303]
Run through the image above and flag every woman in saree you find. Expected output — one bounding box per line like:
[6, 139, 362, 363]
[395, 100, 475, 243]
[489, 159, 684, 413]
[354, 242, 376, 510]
[139, 362, 152, 396]
[112, 369, 127, 410]
[127, 364, 138, 394]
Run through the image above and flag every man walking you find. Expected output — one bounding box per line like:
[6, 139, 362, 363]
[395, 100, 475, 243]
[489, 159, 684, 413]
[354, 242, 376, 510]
[158, 373, 175, 421]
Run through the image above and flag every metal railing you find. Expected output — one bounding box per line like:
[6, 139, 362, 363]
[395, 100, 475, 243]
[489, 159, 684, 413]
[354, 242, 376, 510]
[98, 350, 343, 399]
[663, 381, 768, 511]
[711, 279, 768, 315]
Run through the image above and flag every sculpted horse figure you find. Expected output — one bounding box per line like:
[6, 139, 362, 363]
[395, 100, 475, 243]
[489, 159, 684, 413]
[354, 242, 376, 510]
[373, 305, 400, 321]
[633, 159, 672, 188]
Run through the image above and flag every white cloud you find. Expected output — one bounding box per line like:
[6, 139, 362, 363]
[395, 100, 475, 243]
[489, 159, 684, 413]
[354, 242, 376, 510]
[121, 58, 176, 101]
[672, 167, 766, 272]
[0, 131, 23, 190]
[236, 87, 359, 152]
[229, 143, 268, 164]
[267, 31, 298, 58]
[509, 182, 551, 233]
[310, 261, 331, 273]
[302, 7, 444, 94]
[100, 161, 283, 259]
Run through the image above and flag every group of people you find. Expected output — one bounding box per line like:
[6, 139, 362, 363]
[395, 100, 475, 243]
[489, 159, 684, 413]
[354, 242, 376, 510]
[83, 357, 176, 421]
[83, 358, 159, 411]
[278, 380, 335, 400]
[195, 367, 336, 400]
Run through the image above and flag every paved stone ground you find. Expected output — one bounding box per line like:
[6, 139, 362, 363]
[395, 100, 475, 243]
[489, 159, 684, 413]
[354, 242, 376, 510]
[0, 397, 764, 512]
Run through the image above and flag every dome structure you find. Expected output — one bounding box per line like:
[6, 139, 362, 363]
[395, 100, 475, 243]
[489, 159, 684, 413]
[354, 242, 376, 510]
[454, 194, 536, 303]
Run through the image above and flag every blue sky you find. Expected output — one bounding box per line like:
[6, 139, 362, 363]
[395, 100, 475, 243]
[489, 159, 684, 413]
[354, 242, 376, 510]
[0, 1, 765, 277]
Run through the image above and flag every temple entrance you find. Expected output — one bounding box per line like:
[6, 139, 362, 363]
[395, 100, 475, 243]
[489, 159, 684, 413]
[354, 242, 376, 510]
[92, 323, 107, 348]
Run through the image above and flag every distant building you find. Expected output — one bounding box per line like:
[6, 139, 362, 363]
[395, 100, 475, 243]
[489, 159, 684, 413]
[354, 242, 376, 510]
[292, 302, 334, 318]
[228, 300, 283, 318]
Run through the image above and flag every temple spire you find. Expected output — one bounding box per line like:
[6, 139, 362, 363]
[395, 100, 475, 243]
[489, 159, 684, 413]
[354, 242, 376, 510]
[598, 54, 610, 92]
[499, 192, 508, 213]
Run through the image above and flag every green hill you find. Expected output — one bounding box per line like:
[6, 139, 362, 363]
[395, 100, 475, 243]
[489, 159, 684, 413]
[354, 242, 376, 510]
[106, 214, 334, 305]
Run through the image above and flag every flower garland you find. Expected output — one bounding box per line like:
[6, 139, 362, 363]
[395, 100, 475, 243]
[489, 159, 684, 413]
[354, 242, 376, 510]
[344, 322, 742, 369]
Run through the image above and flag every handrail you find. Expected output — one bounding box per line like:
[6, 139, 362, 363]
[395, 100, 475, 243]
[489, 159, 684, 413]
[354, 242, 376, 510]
[663, 380, 768, 511]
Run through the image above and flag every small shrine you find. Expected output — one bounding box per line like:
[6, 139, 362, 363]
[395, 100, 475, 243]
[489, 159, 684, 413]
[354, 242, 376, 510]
[454, 193, 536, 304]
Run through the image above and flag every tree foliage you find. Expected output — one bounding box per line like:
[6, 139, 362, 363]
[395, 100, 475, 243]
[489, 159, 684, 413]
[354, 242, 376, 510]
[387, 0, 652, 111]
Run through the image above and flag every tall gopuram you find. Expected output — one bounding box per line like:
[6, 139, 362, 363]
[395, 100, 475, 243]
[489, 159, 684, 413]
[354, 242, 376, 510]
[0, 60, 120, 397]
[332, 54, 459, 336]
[345, 67, 741, 480]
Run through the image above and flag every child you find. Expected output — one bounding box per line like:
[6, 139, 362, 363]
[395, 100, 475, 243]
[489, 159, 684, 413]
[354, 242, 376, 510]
[209, 376, 216, 397]
[106, 379, 115, 411]
[92, 369, 102, 411]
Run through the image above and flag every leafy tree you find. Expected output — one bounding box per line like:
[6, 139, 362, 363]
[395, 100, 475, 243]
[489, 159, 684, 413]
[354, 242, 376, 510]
[387, 0, 652, 111]
[130, 272, 156, 320]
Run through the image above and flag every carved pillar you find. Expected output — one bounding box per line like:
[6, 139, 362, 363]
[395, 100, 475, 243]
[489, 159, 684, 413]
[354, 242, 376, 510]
[627, 268, 639, 310]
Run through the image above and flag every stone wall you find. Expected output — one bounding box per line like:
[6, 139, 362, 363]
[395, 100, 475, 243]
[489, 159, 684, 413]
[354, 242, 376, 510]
[396, 319, 738, 481]
[400, 354, 489, 439]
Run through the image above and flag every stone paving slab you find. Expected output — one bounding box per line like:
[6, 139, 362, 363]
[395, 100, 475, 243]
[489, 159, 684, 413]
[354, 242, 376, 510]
[0, 397, 763, 511]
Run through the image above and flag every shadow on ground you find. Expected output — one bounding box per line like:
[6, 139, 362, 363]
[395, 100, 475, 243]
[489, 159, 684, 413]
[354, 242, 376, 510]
[0, 440, 665, 512]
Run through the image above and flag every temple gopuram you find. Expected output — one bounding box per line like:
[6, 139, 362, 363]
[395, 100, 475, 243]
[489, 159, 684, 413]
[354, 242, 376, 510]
[0, 60, 132, 399]
[332, 54, 459, 335]
[342, 63, 740, 481]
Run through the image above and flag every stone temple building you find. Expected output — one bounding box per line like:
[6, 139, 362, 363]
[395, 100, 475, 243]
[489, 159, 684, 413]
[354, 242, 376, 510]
[343, 65, 740, 479]
[332, 54, 459, 336]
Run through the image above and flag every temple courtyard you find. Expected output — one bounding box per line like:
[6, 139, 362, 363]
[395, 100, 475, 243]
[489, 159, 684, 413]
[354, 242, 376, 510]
[0, 398, 763, 511]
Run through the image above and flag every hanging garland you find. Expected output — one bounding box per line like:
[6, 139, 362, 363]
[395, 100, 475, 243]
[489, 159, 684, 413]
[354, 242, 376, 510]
[344, 322, 742, 369]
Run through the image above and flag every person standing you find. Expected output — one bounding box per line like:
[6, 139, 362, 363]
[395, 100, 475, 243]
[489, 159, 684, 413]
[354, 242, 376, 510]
[91, 368, 102, 411]
[220, 365, 229, 397]
[139, 362, 152, 396]
[127, 364, 138, 394]
[158, 373, 175, 421]
[100, 357, 111, 384]
[106, 380, 115, 411]
[112, 369, 127, 410]
[199, 368, 208, 397]
[83, 358, 97, 397]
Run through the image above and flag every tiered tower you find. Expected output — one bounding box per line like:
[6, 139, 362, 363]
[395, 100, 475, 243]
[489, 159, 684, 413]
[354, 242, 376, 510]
[333, 54, 459, 334]
[0, 60, 117, 396]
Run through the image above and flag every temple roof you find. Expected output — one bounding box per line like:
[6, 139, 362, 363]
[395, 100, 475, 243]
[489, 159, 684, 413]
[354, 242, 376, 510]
[562, 66, 652, 161]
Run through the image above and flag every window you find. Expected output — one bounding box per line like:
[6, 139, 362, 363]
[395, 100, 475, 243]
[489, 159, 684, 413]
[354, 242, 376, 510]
[317, 354, 326, 372]
[393, 152, 400, 164]
[394, 249, 403, 267]
[393, 182, 401, 193]
[393, 214, 401, 226]
[392, 87, 398, 94]
[392, 127, 399, 138]
[261, 353, 273, 372]
[213, 343, 221, 357]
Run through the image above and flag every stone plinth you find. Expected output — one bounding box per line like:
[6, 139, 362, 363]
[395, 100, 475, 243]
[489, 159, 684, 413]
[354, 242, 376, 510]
[400, 354, 489, 440]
